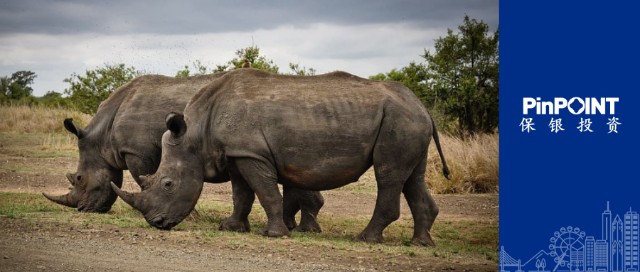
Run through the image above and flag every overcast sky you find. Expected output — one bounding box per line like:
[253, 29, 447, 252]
[0, 0, 498, 97]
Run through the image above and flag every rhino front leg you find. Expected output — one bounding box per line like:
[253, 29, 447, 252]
[219, 166, 255, 232]
[234, 158, 290, 237]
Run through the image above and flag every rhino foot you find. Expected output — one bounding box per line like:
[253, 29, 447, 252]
[354, 231, 383, 244]
[411, 232, 436, 247]
[260, 225, 290, 238]
[295, 221, 322, 233]
[219, 219, 250, 232]
[284, 217, 297, 231]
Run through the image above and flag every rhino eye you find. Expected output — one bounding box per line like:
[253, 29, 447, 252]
[74, 175, 86, 189]
[163, 180, 173, 188]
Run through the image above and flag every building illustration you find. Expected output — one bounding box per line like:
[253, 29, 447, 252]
[501, 202, 640, 272]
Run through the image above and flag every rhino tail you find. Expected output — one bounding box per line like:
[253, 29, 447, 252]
[429, 113, 451, 180]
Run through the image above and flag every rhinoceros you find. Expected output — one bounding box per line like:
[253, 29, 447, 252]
[43, 72, 324, 232]
[113, 68, 450, 246]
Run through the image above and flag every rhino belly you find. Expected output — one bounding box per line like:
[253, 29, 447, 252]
[275, 141, 373, 190]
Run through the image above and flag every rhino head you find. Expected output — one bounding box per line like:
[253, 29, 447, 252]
[112, 113, 214, 229]
[43, 119, 123, 213]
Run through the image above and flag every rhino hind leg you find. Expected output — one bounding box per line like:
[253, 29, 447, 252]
[296, 191, 323, 233]
[282, 186, 301, 230]
[220, 167, 255, 232]
[356, 107, 428, 244]
[355, 169, 406, 243]
[283, 186, 324, 233]
[355, 150, 414, 243]
[233, 158, 290, 237]
[402, 155, 438, 246]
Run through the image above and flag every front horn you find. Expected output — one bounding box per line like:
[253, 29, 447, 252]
[42, 192, 78, 208]
[110, 182, 142, 210]
[139, 175, 150, 190]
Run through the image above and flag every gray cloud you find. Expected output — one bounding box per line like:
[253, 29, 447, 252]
[0, 0, 498, 35]
[0, 0, 498, 96]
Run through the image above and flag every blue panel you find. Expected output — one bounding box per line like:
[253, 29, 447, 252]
[500, 1, 640, 271]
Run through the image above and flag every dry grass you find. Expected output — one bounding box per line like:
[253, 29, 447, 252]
[426, 133, 499, 194]
[40, 133, 77, 148]
[0, 105, 499, 194]
[342, 133, 500, 194]
[0, 105, 91, 134]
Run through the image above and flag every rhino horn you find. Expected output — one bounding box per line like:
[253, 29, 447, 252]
[139, 175, 150, 190]
[42, 192, 78, 208]
[110, 182, 141, 210]
[66, 172, 77, 186]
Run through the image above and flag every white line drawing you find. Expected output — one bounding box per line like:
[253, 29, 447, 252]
[501, 202, 638, 272]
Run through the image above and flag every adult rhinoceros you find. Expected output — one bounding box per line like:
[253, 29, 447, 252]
[113, 68, 450, 246]
[43, 72, 324, 232]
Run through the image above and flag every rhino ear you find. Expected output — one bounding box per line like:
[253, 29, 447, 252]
[64, 118, 84, 139]
[166, 112, 186, 137]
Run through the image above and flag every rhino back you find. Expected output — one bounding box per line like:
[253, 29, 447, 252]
[108, 73, 225, 168]
[187, 69, 430, 189]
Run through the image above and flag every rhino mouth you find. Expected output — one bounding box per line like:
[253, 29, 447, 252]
[77, 203, 110, 213]
[74, 189, 115, 213]
[147, 215, 177, 230]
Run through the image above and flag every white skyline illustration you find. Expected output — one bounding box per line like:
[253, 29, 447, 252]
[501, 202, 639, 272]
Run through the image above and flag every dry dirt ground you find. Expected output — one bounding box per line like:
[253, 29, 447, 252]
[0, 152, 498, 271]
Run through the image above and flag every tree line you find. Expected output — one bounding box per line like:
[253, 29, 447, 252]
[1, 16, 497, 136]
[370, 16, 498, 136]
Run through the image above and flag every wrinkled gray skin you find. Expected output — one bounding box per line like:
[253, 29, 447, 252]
[43, 72, 324, 232]
[114, 69, 449, 246]
[42, 74, 224, 212]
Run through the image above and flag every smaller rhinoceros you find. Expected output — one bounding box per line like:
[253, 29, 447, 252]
[113, 69, 450, 245]
[43, 73, 324, 232]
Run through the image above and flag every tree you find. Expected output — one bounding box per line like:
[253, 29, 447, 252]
[37, 91, 70, 108]
[64, 64, 142, 114]
[288, 63, 316, 76]
[176, 46, 317, 77]
[0, 77, 8, 103]
[175, 60, 211, 78]
[370, 63, 457, 133]
[226, 45, 279, 74]
[370, 62, 429, 105]
[1, 70, 37, 101]
[423, 15, 499, 136]
[536, 259, 542, 271]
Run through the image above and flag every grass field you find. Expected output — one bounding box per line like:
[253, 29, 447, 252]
[0, 191, 497, 261]
[0, 105, 91, 134]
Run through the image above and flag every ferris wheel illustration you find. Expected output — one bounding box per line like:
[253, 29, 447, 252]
[548, 226, 586, 271]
